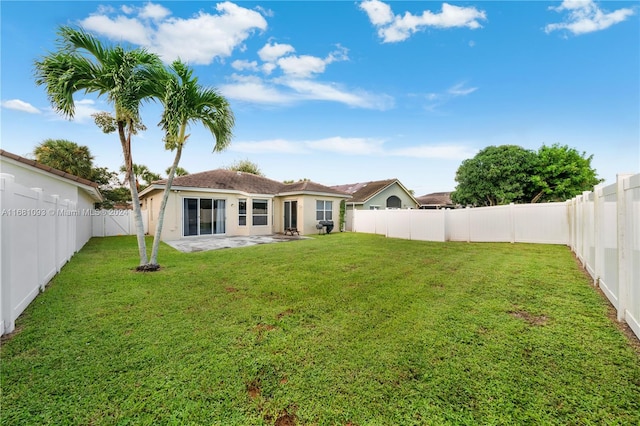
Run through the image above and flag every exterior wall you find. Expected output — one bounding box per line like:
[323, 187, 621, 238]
[146, 190, 276, 241]
[1, 160, 81, 203]
[364, 183, 417, 210]
[298, 194, 343, 235]
[345, 183, 418, 211]
[76, 190, 96, 249]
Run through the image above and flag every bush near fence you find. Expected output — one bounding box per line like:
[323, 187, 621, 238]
[351, 173, 640, 341]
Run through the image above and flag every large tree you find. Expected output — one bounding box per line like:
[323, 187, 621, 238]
[34, 26, 163, 267]
[451, 144, 602, 206]
[144, 60, 234, 270]
[530, 144, 602, 203]
[451, 145, 538, 206]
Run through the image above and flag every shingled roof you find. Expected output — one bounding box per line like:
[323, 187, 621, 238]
[144, 169, 349, 197]
[330, 179, 400, 203]
[416, 192, 455, 207]
[0, 149, 99, 189]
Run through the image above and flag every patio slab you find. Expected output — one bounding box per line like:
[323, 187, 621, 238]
[164, 234, 310, 253]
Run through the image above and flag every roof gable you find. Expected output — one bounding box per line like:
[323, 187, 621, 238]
[331, 179, 400, 203]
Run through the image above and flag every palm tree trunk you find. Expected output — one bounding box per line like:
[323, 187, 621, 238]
[118, 121, 148, 266]
[148, 142, 184, 266]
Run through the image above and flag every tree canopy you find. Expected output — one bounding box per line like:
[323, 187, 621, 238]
[225, 159, 263, 176]
[451, 144, 601, 206]
[33, 139, 94, 179]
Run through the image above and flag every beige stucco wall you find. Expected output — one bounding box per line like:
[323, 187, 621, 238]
[142, 189, 347, 240]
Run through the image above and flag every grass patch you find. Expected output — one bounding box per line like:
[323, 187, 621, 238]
[2, 233, 639, 425]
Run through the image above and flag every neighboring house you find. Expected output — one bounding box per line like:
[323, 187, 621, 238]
[138, 169, 350, 241]
[417, 192, 457, 209]
[331, 178, 419, 211]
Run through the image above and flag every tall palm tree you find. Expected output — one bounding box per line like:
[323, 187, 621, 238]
[34, 26, 163, 267]
[145, 60, 234, 269]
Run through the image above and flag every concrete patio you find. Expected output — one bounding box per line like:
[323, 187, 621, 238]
[164, 234, 311, 253]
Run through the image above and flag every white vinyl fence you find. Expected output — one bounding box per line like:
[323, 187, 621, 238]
[352, 201, 568, 244]
[1, 173, 145, 336]
[351, 173, 640, 340]
[568, 174, 639, 340]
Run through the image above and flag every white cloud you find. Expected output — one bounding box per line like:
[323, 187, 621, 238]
[218, 75, 296, 105]
[545, 0, 635, 35]
[1, 99, 40, 114]
[359, 0, 394, 26]
[80, 14, 151, 45]
[277, 55, 329, 78]
[231, 136, 475, 159]
[139, 3, 171, 20]
[306, 137, 385, 155]
[232, 59, 258, 71]
[448, 82, 478, 97]
[360, 1, 487, 43]
[283, 79, 394, 110]
[80, 1, 267, 64]
[258, 42, 295, 62]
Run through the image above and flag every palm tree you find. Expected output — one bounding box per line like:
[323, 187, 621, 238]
[33, 139, 94, 179]
[34, 26, 163, 267]
[120, 163, 162, 191]
[166, 166, 189, 177]
[145, 60, 234, 269]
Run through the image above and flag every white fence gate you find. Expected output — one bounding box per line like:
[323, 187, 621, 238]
[351, 173, 640, 340]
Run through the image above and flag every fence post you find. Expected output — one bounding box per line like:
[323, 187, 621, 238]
[509, 203, 515, 244]
[1, 174, 15, 334]
[466, 206, 471, 243]
[616, 174, 632, 322]
[593, 185, 604, 287]
[30, 188, 45, 292]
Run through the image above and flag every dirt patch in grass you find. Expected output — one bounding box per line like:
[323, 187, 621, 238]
[271, 409, 298, 426]
[510, 310, 548, 326]
[247, 380, 261, 399]
[225, 287, 238, 293]
[277, 309, 294, 320]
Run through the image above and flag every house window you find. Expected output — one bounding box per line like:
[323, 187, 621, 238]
[316, 200, 333, 221]
[252, 199, 268, 226]
[386, 195, 401, 209]
[369, 205, 380, 210]
[238, 199, 247, 226]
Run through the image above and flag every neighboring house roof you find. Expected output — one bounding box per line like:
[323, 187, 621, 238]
[139, 169, 351, 198]
[417, 192, 455, 208]
[0, 149, 103, 201]
[331, 178, 419, 206]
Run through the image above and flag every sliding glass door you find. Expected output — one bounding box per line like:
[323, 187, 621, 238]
[183, 198, 226, 236]
[284, 200, 297, 230]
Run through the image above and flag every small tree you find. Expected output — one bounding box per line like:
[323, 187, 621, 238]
[225, 159, 263, 176]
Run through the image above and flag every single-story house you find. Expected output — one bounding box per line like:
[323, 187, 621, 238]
[138, 169, 351, 241]
[416, 192, 457, 209]
[331, 178, 419, 211]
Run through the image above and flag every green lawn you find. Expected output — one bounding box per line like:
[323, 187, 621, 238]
[1, 233, 639, 425]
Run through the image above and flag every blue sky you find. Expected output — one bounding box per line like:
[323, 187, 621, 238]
[1, 1, 638, 196]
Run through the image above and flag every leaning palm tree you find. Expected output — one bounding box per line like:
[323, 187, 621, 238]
[34, 26, 164, 267]
[144, 60, 234, 269]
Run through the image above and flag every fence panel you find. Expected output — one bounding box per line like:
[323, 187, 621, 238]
[468, 205, 512, 242]
[446, 208, 470, 242]
[623, 174, 640, 338]
[513, 203, 569, 245]
[598, 183, 620, 308]
[386, 210, 412, 240]
[0, 174, 85, 335]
